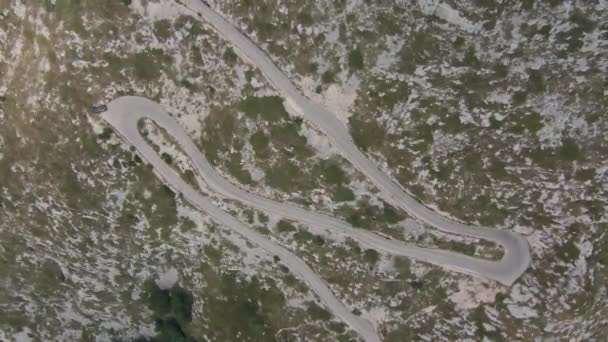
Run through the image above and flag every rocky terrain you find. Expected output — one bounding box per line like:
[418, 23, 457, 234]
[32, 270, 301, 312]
[0, 0, 606, 341]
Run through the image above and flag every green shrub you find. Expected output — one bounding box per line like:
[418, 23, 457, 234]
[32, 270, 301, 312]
[321, 69, 336, 84]
[266, 160, 312, 192]
[347, 48, 364, 71]
[226, 152, 254, 185]
[54, 0, 83, 32]
[161, 152, 173, 165]
[154, 318, 192, 342]
[521, 112, 543, 132]
[306, 301, 332, 321]
[249, 130, 270, 158]
[382, 202, 401, 224]
[147, 283, 172, 316]
[223, 47, 238, 66]
[297, 10, 314, 26]
[341, 200, 404, 229]
[363, 249, 380, 265]
[462, 46, 480, 67]
[349, 116, 385, 152]
[258, 212, 269, 223]
[574, 168, 595, 181]
[334, 186, 355, 202]
[201, 272, 287, 340]
[493, 63, 509, 78]
[512, 90, 527, 106]
[268, 123, 312, 158]
[239, 96, 288, 122]
[275, 220, 297, 234]
[527, 68, 545, 94]
[171, 287, 194, 323]
[132, 49, 171, 81]
[557, 238, 580, 262]
[559, 138, 582, 161]
[98, 127, 113, 140]
[319, 159, 347, 185]
[154, 19, 173, 40]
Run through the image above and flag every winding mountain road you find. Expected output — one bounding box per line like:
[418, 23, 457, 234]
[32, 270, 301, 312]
[102, 1, 530, 340]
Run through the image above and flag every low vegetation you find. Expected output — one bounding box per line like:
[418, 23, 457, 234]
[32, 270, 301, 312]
[200, 96, 359, 205]
[145, 281, 195, 342]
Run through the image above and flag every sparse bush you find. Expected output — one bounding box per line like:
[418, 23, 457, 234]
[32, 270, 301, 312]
[559, 138, 582, 161]
[239, 96, 288, 121]
[574, 168, 595, 181]
[153, 19, 173, 41]
[512, 90, 527, 106]
[145, 281, 195, 341]
[223, 47, 238, 66]
[297, 10, 314, 26]
[527, 68, 545, 94]
[132, 49, 171, 81]
[340, 199, 404, 230]
[347, 48, 364, 71]
[363, 249, 380, 265]
[161, 152, 173, 165]
[334, 186, 355, 202]
[321, 69, 336, 84]
[523, 112, 543, 132]
[319, 159, 348, 185]
[258, 212, 269, 223]
[349, 116, 385, 152]
[276, 220, 297, 234]
[306, 302, 332, 321]
[98, 127, 113, 140]
[249, 130, 270, 158]
[462, 46, 480, 67]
